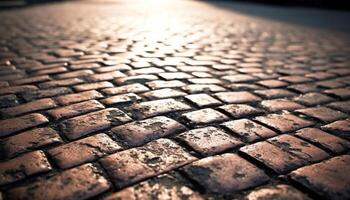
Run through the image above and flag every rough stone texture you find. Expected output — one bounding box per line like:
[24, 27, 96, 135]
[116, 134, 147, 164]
[103, 174, 203, 200]
[222, 119, 277, 142]
[176, 127, 242, 156]
[0, 0, 350, 198]
[47, 99, 105, 120]
[267, 134, 330, 163]
[182, 108, 229, 125]
[0, 113, 49, 137]
[100, 139, 196, 188]
[0, 127, 62, 158]
[48, 133, 121, 168]
[112, 116, 185, 146]
[295, 128, 350, 153]
[131, 99, 191, 119]
[244, 184, 311, 200]
[290, 155, 350, 200]
[322, 119, 350, 139]
[5, 163, 110, 200]
[60, 108, 132, 140]
[240, 141, 306, 174]
[0, 150, 51, 185]
[255, 113, 313, 133]
[182, 153, 269, 193]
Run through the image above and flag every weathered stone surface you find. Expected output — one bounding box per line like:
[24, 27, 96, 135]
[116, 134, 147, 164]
[182, 153, 269, 193]
[100, 139, 196, 188]
[5, 163, 110, 200]
[290, 155, 350, 200]
[60, 108, 132, 140]
[112, 116, 185, 146]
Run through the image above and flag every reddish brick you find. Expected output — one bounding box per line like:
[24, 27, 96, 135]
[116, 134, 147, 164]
[102, 83, 149, 95]
[240, 141, 306, 173]
[182, 108, 229, 125]
[87, 71, 126, 82]
[128, 67, 165, 75]
[39, 78, 84, 89]
[254, 89, 296, 99]
[60, 108, 131, 140]
[323, 88, 350, 99]
[257, 80, 288, 88]
[100, 139, 196, 188]
[69, 63, 100, 70]
[255, 113, 313, 133]
[188, 78, 222, 84]
[103, 174, 203, 200]
[182, 153, 269, 193]
[327, 101, 350, 113]
[279, 75, 313, 83]
[215, 91, 261, 104]
[131, 98, 191, 119]
[115, 74, 158, 85]
[322, 119, 350, 139]
[112, 116, 185, 147]
[6, 163, 110, 200]
[0, 98, 56, 117]
[297, 107, 347, 123]
[176, 127, 242, 156]
[268, 134, 329, 163]
[295, 128, 350, 154]
[34, 66, 67, 75]
[56, 90, 103, 105]
[260, 99, 304, 112]
[219, 104, 263, 118]
[182, 84, 226, 93]
[101, 93, 141, 105]
[0, 150, 51, 185]
[159, 72, 193, 80]
[290, 155, 350, 200]
[0, 85, 38, 95]
[244, 184, 311, 200]
[95, 65, 131, 73]
[0, 127, 62, 158]
[146, 80, 185, 89]
[294, 92, 334, 106]
[22, 87, 72, 101]
[73, 81, 114, 92]
[222, 119, 277, 142]
[222, 74, 257, 83]
[0, 113, 48, 137]
[185, 93, 221, 108]
[143, 88, 187, 99]
[48, 133, 121, 169]
[55, 69, 94, 79]
[11, 75, 51, 85]
[47, 100, 105, 120]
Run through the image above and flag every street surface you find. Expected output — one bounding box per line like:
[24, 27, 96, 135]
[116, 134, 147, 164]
[0, 0, 350, 199]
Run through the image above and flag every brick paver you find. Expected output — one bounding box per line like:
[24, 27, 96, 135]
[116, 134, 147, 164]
[0, 0, 349, 199]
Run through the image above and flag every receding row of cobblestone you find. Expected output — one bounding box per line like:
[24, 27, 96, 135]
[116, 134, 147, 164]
[0, 0, 350, 199]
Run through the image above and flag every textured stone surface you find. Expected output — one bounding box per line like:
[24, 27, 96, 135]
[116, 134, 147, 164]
[0, 0, 349, 198]
[290, 155, 350, 200]
[112, 116, 185, 146]
[176, 127, 242, 156]
[182, 153, 269, 193]
[5, 163, 110, 200]
[100, 139, 196, 188]
[48, 133, 121, 168]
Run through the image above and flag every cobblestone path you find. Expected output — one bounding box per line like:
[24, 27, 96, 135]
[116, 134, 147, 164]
[0, 0, 350, 199]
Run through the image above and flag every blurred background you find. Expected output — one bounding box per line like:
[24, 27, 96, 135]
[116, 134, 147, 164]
[0, 0, 350, 9]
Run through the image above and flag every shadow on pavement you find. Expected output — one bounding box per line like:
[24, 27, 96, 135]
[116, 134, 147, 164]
[206, 0, 350, 34]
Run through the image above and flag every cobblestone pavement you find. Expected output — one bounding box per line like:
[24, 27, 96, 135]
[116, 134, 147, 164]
[0, 0, 350, 199]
